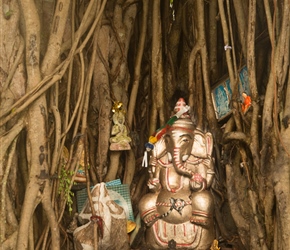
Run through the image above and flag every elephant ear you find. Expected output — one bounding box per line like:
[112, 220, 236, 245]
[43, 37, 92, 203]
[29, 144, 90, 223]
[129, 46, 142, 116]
[151, 136, 167, 160]
[205, 132, 213, 156]
[191, 130, 213, 158]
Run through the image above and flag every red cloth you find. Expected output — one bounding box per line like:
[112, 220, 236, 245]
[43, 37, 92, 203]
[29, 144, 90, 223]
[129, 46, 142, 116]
[242, 96, 251, 113]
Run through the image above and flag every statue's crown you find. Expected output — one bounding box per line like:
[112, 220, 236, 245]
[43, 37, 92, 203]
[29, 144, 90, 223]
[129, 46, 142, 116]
[171, 98, 195, 131]
[173, 98, 190, 119]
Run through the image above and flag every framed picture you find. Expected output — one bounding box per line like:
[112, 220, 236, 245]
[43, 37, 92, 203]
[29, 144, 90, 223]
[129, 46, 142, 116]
[238, 65, 251, 99]
[211, 65, 250, 120]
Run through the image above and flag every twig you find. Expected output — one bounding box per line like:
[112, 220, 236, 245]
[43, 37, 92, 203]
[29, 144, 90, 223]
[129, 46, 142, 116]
[61, 56, 85, 138]
[1, 230, 18, 250]
[96, 44, 112, 77]
[196, 0, 217, 129]
[226, 0, 238, 77]
[41, 178, 60, 250]
[75, 0, 108, 54]
[0, 137, 18, 243]
[151, 0, 165, 127]
[41, 0, 71, 76]
[248, 189, 268, 250]
[2, 35, 24, 91]
[0, 67, 63, 127]
[107, 15, 125, 59]
[263, 0, 274, 48]
[0, 118, 24, 176]
[217, 0, 236, 89]
[222, 131, 251, 145]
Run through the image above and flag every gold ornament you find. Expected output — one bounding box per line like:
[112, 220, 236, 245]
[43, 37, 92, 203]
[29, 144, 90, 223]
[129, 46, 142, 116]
[127, 220, 136, 233]
[112, 101, 124, 113]
[210, 239, 220, 250]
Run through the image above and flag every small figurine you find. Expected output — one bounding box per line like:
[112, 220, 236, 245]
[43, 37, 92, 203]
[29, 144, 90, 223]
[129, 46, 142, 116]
[75, 147, 87, 183]
[241, 92, 251, 113]
[110, 102, 131, 151]
[210, 239, 220, 250]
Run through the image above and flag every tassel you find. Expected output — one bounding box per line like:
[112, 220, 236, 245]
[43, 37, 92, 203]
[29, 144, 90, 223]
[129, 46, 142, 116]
[142, 142, 154, 167]
[142, 151, 148, 167]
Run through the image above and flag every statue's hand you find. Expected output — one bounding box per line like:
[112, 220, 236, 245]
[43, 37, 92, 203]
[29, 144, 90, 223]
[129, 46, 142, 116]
[147, 178, 161, 192]
[111, 125, 120, 135]
[202, 158, 213, 168]
[190, 173, 207, 191]
[143, 212, 160, 227]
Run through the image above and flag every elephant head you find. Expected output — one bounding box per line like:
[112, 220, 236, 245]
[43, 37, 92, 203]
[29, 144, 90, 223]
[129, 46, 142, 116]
[163, 117, 196, 177]
[148, 98, 213, 180]
[160, 118, 213, 179]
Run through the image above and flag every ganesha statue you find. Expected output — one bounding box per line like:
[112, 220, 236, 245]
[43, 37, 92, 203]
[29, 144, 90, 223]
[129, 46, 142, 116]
[139, 98, 215, 249]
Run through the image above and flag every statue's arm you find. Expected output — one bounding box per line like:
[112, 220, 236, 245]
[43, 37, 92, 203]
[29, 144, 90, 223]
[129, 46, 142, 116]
[204, 157, 215, 188]
[147, 164, 161, 192]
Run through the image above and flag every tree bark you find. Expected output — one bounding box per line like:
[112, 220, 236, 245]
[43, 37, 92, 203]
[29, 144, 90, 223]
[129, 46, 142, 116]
[233, 0, 248, 57]
[16, 0, 60, 248]
[151, 0, 165, 131]
[208, 0, 218, 82]
[196, 0, 217, 130]
[127, 0, 148, 128]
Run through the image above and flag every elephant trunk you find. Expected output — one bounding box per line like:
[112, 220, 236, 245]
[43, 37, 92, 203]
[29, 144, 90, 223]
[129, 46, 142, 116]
[173, 147, 192, 177]
[171, 147, 207, 191]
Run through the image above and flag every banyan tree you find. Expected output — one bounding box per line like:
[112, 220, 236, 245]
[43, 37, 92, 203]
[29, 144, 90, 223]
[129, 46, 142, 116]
[0, 0, 289, 249]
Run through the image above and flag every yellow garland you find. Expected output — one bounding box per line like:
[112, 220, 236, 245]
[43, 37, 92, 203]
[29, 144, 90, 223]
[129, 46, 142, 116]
[149, 136, 158, 144]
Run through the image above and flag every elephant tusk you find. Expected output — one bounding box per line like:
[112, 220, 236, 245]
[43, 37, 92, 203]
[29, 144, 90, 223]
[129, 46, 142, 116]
[182, 154, 189, 162]
[167, 152, 172, 162]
